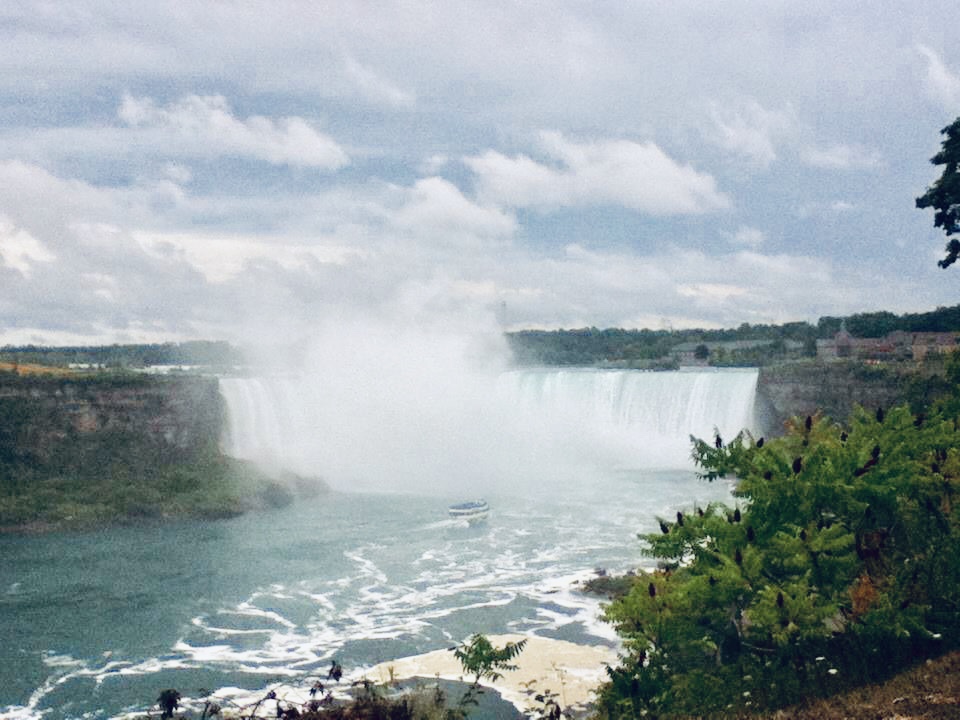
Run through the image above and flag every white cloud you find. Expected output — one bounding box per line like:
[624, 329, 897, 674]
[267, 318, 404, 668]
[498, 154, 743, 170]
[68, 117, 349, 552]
[676, 283, 748, 301]
[162, 163, 193, 184]
[2, 5, 959, 348]
[0, 160, 113, 229]
[118, 94, 350, 169]
[344, 56, 416, 108]
[0, 215, 56, 277]
[466, 131, 729, 214]
[918, 45, 960, 111]
[0, 152, 938, 344]
[707, 100, 795, 168]
[730, 226, 765, 249]
[800, 143, 882, 170]
[419, 154, 450, 174]
[491, 243, 861, 331]
[796, 200, 857, 219]
[133, 231, 363, 283]
[392, 177, 517, 245]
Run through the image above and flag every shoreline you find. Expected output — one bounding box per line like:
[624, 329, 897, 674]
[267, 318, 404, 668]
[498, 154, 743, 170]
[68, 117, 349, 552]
[363, 634, 619, 717]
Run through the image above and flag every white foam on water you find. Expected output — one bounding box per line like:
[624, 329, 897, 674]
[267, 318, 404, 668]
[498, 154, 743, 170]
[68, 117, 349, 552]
[93, 657, 193, 681]
[40, 654, 84, 669]
[228, 603, 298, 629]
[172, 636, 324, 674]
[165, 535, 616, 693]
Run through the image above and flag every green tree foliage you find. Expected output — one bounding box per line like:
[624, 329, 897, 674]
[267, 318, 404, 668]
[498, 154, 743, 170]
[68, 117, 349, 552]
[0, 340, 242, 369]
[451, 634, 527, 686]
[444, 635, 527, 720]
[917, 117, 960, 268]
[157, 689, 182, 720]
[845, 310, 900, 338]
[598, 378, 960, 716]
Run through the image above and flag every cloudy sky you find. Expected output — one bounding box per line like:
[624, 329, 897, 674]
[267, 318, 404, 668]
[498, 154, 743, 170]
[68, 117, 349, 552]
[2, 1, 960, 347]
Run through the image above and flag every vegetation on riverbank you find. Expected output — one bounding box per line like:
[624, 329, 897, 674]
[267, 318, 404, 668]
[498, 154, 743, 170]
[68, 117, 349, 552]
[146, 636, 532, 720]
[0, 448, 308, 532]
[140, 638, 960, 719]
[0, 370, 320, 532]
[768, 649, 960, 719]
[594, 359, 960, 717]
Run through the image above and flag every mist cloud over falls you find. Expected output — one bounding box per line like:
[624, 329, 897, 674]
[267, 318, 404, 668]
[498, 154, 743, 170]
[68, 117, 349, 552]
[220, 323, 760, 495]
[220, 320, 540, 495]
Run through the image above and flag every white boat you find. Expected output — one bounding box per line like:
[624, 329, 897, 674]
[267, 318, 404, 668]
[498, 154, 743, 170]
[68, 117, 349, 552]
[448, 499, 489, 523]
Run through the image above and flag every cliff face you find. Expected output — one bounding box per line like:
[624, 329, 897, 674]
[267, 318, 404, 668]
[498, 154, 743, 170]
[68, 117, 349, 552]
[0, 373, 223, 471]
[0, 365, 922, 461]
[757, 362, 909, 432]
[0, 373, 309, 531]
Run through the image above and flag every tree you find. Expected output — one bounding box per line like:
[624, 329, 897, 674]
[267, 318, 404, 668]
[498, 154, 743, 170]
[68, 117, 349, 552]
[847, 310, 899, 338]
[447, 634, 527, 720]
[157, 689, 181, 720]
[917, 117, 960, 268]
[451, 633, 527, 687]
[693, 343, 710, 361]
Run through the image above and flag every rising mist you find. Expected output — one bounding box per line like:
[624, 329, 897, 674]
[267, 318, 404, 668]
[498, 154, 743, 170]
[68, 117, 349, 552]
[220, 314, 759, 496]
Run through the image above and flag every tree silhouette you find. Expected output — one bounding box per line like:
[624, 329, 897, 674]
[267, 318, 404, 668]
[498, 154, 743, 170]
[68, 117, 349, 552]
[451, 634, 527, 687]
[917, 117, 960, 268]
[157, 689, 181, 720]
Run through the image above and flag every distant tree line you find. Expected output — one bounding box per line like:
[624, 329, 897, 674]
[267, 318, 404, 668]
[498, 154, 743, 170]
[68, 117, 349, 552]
[818, 304, 960, 337]
[507, 304, 960, 367]
[0, 340, 242, 369]
[5, 304, 960, 371]
[506, 327, 678, 367]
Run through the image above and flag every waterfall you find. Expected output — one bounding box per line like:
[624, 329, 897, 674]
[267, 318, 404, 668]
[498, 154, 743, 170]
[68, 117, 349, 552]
[219, 376, 307, 472]
[496, 368, 759, 471]
[218, 368, 759, 491]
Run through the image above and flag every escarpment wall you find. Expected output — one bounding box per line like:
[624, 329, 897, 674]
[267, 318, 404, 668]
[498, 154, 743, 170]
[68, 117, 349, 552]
[0, 373, 223, 469]
[757, 362, 909, 432]
[0, 363, 927, 469]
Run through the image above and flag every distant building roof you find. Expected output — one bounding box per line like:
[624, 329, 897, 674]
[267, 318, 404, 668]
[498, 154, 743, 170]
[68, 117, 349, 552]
[674, 339, 802, 352]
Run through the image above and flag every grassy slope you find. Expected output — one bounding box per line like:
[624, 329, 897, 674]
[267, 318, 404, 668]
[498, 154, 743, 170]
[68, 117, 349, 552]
[0, 452, 304, 532]
[760, 650, 960, 719]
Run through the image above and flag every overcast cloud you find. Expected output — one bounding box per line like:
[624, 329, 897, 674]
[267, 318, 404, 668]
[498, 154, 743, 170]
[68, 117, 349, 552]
[1, 1, 959, 347]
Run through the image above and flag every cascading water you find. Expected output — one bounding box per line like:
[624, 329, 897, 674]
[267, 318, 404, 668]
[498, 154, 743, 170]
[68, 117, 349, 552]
[219, 376, 314, 474]
[498, 368, 759, 469]
[219, 368, 759, 487]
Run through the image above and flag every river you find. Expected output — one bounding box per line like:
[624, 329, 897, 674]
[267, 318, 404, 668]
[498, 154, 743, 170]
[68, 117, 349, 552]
[1, 470, 736, 719]
[1, 368, 755, 719]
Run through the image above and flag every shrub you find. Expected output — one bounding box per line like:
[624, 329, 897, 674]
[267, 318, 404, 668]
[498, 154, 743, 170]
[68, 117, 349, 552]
[597, 396, 960, 716]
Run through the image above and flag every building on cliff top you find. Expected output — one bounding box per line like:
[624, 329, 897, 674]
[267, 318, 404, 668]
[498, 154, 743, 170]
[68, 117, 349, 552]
[817, 327, 958, 361]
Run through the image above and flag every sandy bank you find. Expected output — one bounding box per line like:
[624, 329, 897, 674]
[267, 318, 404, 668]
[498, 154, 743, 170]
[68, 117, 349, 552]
[364, 634, 618, 716]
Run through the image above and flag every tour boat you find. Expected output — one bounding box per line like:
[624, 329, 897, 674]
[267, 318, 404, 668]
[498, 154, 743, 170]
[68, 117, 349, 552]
[448, 499, 490, 523]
